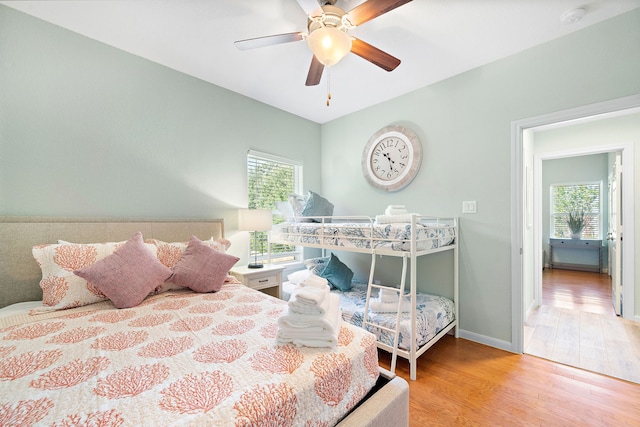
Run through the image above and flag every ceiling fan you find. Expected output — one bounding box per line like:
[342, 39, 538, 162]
[234, 0, 412, 87]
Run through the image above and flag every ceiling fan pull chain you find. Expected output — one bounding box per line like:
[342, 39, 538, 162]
[326, 68, 331, 107]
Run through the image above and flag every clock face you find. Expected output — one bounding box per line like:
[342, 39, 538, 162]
[362, 126, 422, 192]
[369, 134, 413, 181]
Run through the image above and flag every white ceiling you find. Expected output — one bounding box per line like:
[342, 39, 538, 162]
[3, 0, 639, 124]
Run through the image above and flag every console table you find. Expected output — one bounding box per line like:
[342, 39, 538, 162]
[548, 238, 602, 273]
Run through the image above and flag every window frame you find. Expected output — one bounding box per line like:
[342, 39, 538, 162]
[550, 180, 602, 239]
[247, 150, 302, 265]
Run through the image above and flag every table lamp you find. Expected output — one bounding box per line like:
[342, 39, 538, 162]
[238, 209, 272, 268]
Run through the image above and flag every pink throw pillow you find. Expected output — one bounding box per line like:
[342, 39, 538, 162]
[167, 236, 239, 293]
[146, 237, 230, 268]
[74, 232, 172, 308]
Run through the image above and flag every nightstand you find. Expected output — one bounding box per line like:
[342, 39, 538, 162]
[229, 265, 285, 299]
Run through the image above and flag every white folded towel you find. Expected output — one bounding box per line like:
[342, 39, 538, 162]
[379, 289, 400, 303]
[369, 298, 412, 313]
[300, 275, 329, 289]
[385, 205, 407, 215]
[276, 293, 341, 348]
[287, 268, 311, 285]
[278, 294, 339, 331]
[375, 214, 420, 224]
[288, 286, 330, 315]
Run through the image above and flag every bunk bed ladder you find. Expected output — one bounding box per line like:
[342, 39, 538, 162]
[362, 251, 408, 375]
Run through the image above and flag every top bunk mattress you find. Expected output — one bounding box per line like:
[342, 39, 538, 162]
[271, 217, 456, 253]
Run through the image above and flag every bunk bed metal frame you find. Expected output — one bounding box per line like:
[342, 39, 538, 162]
[270, 214, 459, 380]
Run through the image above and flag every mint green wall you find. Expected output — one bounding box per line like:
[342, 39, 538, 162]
[320, 10, 640, 343]
[0, 5, 321, 264]
[541, 154, 609, 268]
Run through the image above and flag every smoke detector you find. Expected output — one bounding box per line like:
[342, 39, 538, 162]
[561, 8, 586, 25]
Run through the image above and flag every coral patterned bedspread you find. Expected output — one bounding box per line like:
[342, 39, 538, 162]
[0, 283, 379, 426]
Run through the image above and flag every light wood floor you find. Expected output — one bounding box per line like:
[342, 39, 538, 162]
[378, 335, 640, 426]
[524, 269, 640, 383]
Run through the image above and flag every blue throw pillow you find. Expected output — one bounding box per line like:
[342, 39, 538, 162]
[301, 191, 334, 223]
[320, 253, 353, 291]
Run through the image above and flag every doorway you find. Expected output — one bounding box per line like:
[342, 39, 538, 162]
[510, 94, 640, 357]
[523, 147, 640, 382]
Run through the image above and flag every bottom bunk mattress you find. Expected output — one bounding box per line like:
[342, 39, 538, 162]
[284, 281, 455, 351]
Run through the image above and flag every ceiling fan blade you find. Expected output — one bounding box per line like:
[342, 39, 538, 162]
[296, 0, 323, 17]
[234, 32, 305, 50]
[347, 0, 412, 26]
[351, 38, 401, 71]
[305, 55, 324, 86]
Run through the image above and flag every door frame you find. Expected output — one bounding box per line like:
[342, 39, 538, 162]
[609, 152, 623, 315]
[511, 94, 640, 354]
[533, 146, 628, 307]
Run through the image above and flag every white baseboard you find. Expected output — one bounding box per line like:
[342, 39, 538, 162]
[458, 313, 640, 354]
[456, 329, 515, 353]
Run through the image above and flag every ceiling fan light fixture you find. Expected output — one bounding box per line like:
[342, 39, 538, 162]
[307, 26, 352, 67]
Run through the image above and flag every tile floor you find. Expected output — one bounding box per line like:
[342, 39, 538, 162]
[524, 269, 640, 384]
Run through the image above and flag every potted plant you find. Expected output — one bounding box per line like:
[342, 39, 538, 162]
[567, 211, 586, 239]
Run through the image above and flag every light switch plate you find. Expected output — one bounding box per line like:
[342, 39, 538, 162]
[462, 201, 477, 214]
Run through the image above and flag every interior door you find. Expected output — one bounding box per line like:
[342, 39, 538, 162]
[608, 152, 623, 315]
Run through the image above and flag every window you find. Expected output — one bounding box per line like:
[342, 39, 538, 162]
[550, 182, 601, 239]
[247, 150, 302, 265]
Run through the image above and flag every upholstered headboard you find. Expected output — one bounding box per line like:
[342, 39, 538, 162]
[0, 217, 224, 308]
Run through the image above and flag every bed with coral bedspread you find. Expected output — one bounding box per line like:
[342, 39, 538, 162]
[0, 284, 378, 426]
[0, 217, 409, 427]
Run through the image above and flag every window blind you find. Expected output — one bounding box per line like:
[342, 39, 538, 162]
[551, 182, 601, 239]
[247, 151, 301, 264]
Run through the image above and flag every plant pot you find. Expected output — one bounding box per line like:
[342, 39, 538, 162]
[570, 232, 582, 239]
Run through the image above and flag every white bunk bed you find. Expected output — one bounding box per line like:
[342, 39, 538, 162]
[270, 214, 459, 380]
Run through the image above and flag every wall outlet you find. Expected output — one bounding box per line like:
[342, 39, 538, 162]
[462, 201, 477, 214]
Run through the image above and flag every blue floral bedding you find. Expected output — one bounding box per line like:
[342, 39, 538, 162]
[274, 221, 455, 252]
[283, 282, 455, 350]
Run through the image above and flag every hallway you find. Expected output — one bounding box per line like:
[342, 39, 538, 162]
[524, 269, 640, 383]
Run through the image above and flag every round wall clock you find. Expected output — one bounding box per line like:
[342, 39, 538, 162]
[362, 125, 422, 192]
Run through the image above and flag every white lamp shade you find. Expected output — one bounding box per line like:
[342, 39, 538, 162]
[238, 209, 272, 232]
[307, 27, 352, 67]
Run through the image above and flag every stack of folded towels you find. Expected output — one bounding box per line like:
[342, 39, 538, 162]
[375, 205, 420, 224]
[385, 205, 407, 216]
[370, 288, 411, 313]
[276, 275, 341, 348]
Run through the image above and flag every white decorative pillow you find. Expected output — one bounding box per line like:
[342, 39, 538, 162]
[276, 201, 295, 221]
[304, 256, 330, 275]
[32, 240, 140, 312]
[288, 193, 307, 220]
